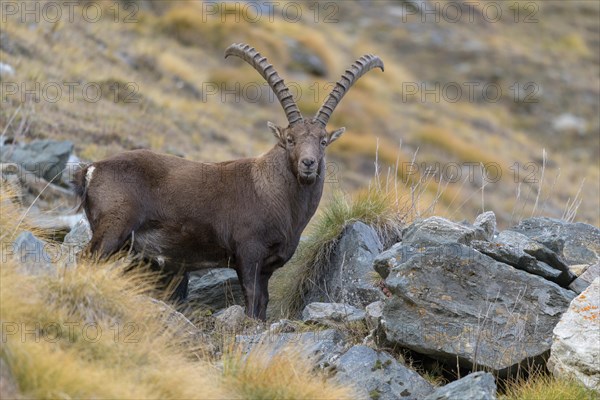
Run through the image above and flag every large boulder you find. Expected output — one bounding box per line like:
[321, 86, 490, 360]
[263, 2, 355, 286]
[381, 243, 575, 375]
[333, 345, 434, 400]
[10, 231, 57, 276]
[471, 230, 575, 286]
[0, 139, 73, 182]
[547, 278, 600, 391]
[423, 372, 497, 400]
[510, 217, 600, 266]
[187, 268, 244, 311]
[302, 302, 365, 326]
[303, 222, 385, 308]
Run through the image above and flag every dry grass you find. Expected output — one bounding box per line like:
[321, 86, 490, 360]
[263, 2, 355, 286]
[223, 346, 353, 400]
[500, 373, 596, 400]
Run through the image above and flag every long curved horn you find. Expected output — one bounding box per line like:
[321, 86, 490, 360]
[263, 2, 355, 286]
[225, 43, 303, 125]
[314, 55, 384, 126]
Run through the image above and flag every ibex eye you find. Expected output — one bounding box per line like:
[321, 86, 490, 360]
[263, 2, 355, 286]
[287, 137, 294, 145]
[321, 139, 328, 146]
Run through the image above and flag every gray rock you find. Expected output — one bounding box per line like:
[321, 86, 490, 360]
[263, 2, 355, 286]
[381, 243, 575, 375]
[471, 230, 575, 286]
[11, 231, 56, 276]
[510, 217, 600, 266]
[235, 329, 347, 368]
[187, 268, 243, 311]
[303, 222, 385, 308]
[373, 242, 424, 280]
[569, 263, 599, 294]
[0, 62, 15, 78]
[548, 278, 600, 391]
[302, 302, 365, 326]
[62, 217, 92, 265]
[365, 301, 384, 328]
[423, 372, 497, 400]
[334, 345, 434, 400]
[402, 216, 487, 248]
[214, 305, 246, 331]
[552, 113, 587, 136]
[1, 140, 73, 182]
[473, 211, 497, 241]
[287, 39, 328, 77]
[148, 298, 215, 354]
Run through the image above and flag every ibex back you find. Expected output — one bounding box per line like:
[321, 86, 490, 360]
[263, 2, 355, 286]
[73, 43, 384, 320]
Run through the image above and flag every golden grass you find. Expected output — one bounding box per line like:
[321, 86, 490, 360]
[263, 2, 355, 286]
[500, 373, 596, 400]
[223, 346, 353, 400]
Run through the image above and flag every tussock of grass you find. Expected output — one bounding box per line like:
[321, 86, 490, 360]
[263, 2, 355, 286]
[223, 346, 352, 400]
[270, 185, 404, 318]
[500, 373, 596, 400]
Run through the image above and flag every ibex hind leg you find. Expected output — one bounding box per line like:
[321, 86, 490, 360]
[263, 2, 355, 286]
[88, 210, 139, 259]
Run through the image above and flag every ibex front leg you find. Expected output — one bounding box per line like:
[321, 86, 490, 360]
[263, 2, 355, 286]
[236, 243, 267, 319]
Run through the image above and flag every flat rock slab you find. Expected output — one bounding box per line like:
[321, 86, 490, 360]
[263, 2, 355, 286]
[510, 217, 600, 266]
[548, 278, 600, 391]
[471, 230, 575, 286]
[187, 268, 243, 311]
[235, 329, 348, 369]
[302, 302, 365, 326]
[401, 216, 487, 248]
[334, 345, 434, 400]
[381, 243, 575, 375]
[423, 372, 497, 400]
[569, 263, 600, 294]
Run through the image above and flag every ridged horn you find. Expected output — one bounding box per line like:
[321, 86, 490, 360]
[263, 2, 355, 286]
[225, 43, 303, 125]
[314, 55, 384, 126]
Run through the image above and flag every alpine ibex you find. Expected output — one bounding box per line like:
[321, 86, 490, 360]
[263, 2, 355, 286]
[73, 43, 384, 319]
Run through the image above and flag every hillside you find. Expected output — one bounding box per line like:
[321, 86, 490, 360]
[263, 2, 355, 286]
[1, 0, 598, 227]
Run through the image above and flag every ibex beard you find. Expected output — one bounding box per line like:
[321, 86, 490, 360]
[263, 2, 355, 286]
[73, 43, 384, 320]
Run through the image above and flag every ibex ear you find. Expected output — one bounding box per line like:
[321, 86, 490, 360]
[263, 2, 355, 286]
[328, 127, 346, 144]
[268, 122, 285, 143]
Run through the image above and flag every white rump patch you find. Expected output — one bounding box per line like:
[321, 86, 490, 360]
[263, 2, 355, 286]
[85, 166, 96, 185]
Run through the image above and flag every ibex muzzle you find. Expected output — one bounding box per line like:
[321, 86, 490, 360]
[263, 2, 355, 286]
[73, 43, 384, 320]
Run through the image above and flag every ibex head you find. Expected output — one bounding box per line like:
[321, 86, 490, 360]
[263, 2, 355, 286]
[225, 43, 384, 185]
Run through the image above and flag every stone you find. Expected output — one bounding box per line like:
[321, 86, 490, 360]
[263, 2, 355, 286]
[548, 278, 600, 391]
[302, 302, 366, 326]
[423, 372, 497, 400]
[214, 305, 246, 331]
[569, 263, 600, 294]
[510, 217, 600, 266]
[62, 217, 92, 265]
[373, 242, 424, 280]
[235, 329, 347, 369]
[334, 345, 434, 400]
[471, 230, 575, 286]
[287, 38, 328, 77]
[11, 231, 56, 276]
[1, 140, 74, 182]
[0, 62, 15, 78]
[365, 301, 384, 328]
[148, 298, 216, 354]
[473, 211, 497, 241]
[381, 243, 575, 375]
[552, 113, 587, 136]
[401, 216, 487, 248]
[187, 268, 244, 311]
[303, 222, 385, 308]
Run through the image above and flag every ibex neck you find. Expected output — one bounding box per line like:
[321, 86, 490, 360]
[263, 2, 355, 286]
[255, 145, 325, 231]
